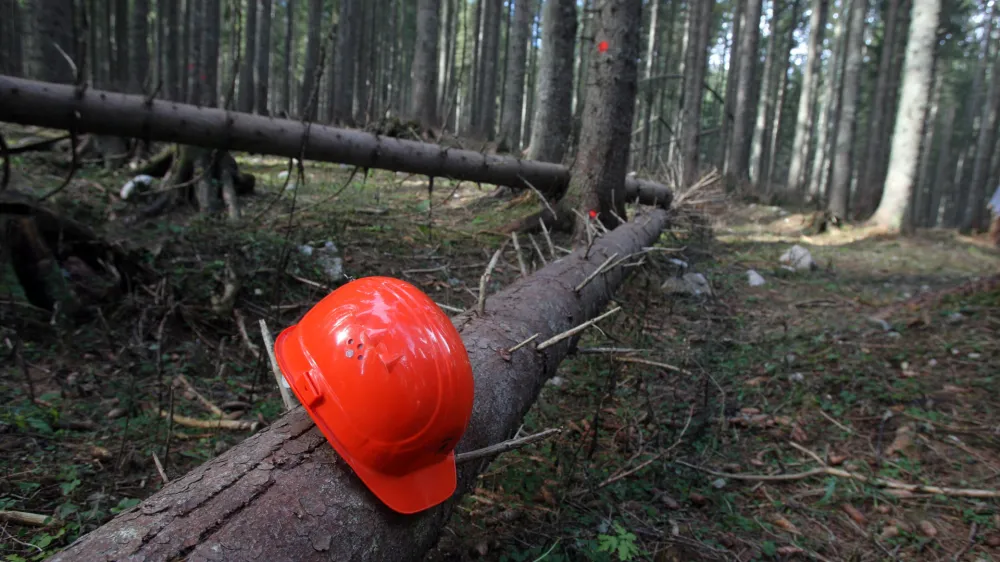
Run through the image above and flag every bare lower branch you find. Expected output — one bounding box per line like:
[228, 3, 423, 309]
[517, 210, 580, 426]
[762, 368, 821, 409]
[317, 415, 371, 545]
[528, 233, 548, 265]
[511, 233, 528, 276]
[540, 219, 556, 260]
[507, 333, 539, 354]
[575, 253, 619, 292]
[260, 320, 297, 411]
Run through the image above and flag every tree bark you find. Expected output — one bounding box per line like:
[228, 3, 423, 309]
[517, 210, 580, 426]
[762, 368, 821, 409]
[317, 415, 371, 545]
[499, 0, 534, 153]
[129, 0, 149, 93]
[46, 206, 671, 562]
[680, 0, 712, 187]
[766, 0, 800, 189]
[871, 0, 941, 229]
[827, 0, 866, 220]
[282, 0, 294, 115]
[526, 0, 577, 163]
[255, 0, 272, 115]
[412, 0, 442, 128]
[787, 0, 828, 194]
[187, 0, 203, 105]
[0, 75, 669, 202]
[726, 0, 763, 183]
[299, 0, 322, 120]
[912, 70, 942, 228]
[564, 0, 643, 237]
[238, 0, 257, 113]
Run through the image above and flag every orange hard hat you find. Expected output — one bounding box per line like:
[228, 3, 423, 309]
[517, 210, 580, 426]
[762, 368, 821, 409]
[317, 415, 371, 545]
[274, 276, 475, 514]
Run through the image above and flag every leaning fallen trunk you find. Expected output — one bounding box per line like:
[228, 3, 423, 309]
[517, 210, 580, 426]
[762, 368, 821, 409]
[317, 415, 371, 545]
[48, 208, 670, 562]
[0, 75, 667, 202]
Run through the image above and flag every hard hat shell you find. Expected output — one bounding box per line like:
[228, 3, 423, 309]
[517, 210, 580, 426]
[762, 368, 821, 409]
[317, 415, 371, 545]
[274, 276, 475, 514]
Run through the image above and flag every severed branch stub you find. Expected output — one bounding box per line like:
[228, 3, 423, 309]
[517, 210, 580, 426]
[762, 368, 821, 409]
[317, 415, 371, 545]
[575, 252, 619, 293]
[455, 428, 562, 464]
[260, 319, 298, 411]
[535, 306, 622, 351]
[511, 232, 528, 277]
[477, 248, 503, 316]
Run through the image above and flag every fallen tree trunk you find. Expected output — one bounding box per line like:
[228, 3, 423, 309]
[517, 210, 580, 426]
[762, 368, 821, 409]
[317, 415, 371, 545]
[0, 75, 667, 202]
[48, 208, 670, 562]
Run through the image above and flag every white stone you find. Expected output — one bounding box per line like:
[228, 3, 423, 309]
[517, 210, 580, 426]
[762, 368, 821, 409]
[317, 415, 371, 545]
[747, 269, 766, 286]
[546, 376, 567, 387]
[661, 272, 712, 297]
[788, 372, 805, 383]
[779, 245, 817, 271]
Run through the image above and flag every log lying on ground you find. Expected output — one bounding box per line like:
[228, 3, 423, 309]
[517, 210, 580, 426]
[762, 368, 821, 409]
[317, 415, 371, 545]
[0, 75, 667, 202]
[48, 208, 670, 562]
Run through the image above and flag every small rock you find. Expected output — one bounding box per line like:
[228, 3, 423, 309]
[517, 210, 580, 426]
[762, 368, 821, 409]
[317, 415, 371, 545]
[747, 269, 766, 287]
[888, 331, 902, 339]
[788, 372, 804, 383]
[688, 492, 708, 507]
[298, 244, 314, 256]
[254, 288, 263, 296]
[667, 258, 689, 269]
[785, 354, 797, 366]
[661, 272, 712, 297]
[968, 352, 982, 360]
[659, 494, 680, 510]
[948, 312, 965, 324]
[880, 525, 900, 540]
[927, 358, 938, 367]
[545, 376, 566, 387]
[277, 170, 290, 180]
[779, 245, 818, 272]
[985, 534, 1000, 548]
[711, 478, 727, 489]
[106, 407, 127, 419]
[920, 285, 931, 292]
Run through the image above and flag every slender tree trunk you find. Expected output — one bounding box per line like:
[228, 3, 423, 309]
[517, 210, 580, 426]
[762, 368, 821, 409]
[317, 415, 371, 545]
[474, 0, 503, 139]
[202, 0, 220, 108]
[255, 0, 272, 115]
[564, 0, 643, 238]
[299, 0, 322, 120]
[437, 0, 453, 121]
[750, 0, 782, 187]
[720, 0, 745, 171]
[680, 0, 712, 187]
[103, 0, 115, 87]
[526, 0, 577, 163]
[855, 0, 901, 216]
[412, 0, 442, 128]
[949, 0, 997, 227]
[787, 0, 827, 194]
[188, 0, 203, 105]
[114, 0, 128, 88]
[766, 0, 799, 189]
[522, 11, 539, 147]
[639, 0, 661, 171]
[808, 0, 845, 204]
[334, 0, 358, 125]
[928, 103, 955, 227]
[827, 0, 867, 220]
[27, 0, 74, 84]
[499, 0, 534, 152]
[282, 0, 294, 115]
[726, 0, 764, 183]
[238, 0, 257, 112]
[961, 55, 1000, 233]
[128, 0, 149, 94]
[165, 0, 179, 100]
[872, 0, 941, 229]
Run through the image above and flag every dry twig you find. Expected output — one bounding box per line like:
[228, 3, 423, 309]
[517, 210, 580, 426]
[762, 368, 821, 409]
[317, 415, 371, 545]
[0, 510, 54, 527]
[528, 233, 548, 266]
[511, 232, 528, 276]
[233, 309, 261, 359]
[575, 253, 619, 292]
[456, 428, 562, 464]
[173, 375, 224, 418]
[151, 452, 169, 484]
[507, 333, 539, 354]
[158, 410, 258, 431]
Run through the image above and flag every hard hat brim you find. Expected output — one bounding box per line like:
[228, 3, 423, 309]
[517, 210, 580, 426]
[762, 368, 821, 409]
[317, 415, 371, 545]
[274, 325, 459, 515]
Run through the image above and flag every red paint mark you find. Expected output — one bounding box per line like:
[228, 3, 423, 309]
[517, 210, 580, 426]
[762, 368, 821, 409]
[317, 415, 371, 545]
[597, 41, 609, 53]
[588, 209, 597, 219]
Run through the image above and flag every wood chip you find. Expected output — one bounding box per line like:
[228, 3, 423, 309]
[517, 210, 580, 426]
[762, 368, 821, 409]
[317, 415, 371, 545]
[917, 520, 938, 538]
[841, 503, 867, 525]
[772, 514, 801, 534]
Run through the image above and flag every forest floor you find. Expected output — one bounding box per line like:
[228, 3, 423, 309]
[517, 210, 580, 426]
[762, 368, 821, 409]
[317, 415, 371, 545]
[1, 135, 999, 561]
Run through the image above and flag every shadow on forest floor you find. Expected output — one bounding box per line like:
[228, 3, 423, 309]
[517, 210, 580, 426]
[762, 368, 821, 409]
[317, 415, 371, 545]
[1, 133, 999, 561]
